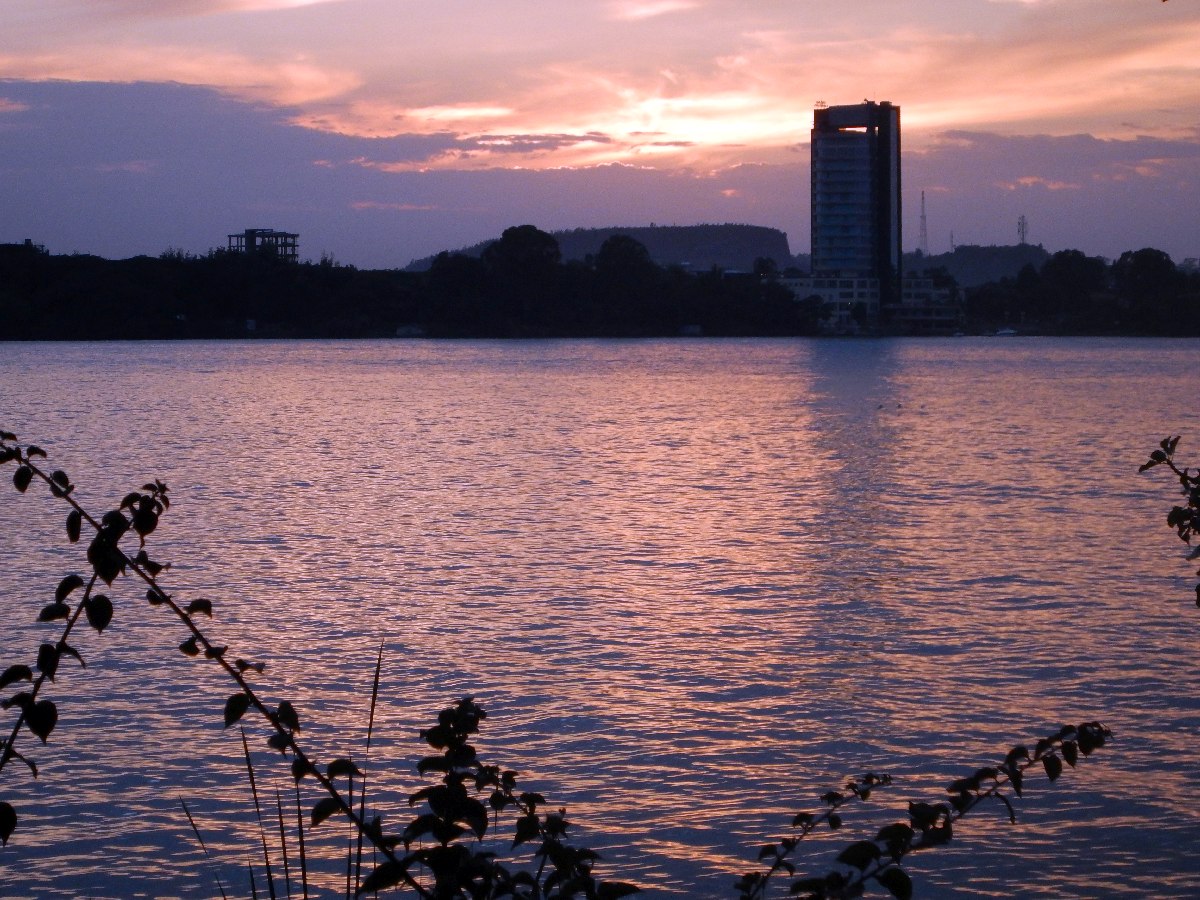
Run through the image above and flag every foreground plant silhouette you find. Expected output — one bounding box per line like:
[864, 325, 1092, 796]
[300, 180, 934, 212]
[736, 721, 1110, 900]
[0, 431, 1113, 898]
[1139, 435, 1200, 608]
[0, 431, 638, 898]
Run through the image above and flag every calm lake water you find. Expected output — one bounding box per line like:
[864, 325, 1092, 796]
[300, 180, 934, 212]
[1, 337, 1199, 899]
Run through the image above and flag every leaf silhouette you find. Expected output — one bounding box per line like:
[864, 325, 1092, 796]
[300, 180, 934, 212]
[35, 643, 60, 681]
[878, 867, 913, 900]
[13, 466, 33, 493]
[311, 797, 341, 827]
[512, 813, 540, 849]
[84, 595, 113, 633]
[27, 699, 58, 743]
[87, 536, 124, 586]
[57, 642, 85, 669]
[0, 665, 33, 690]
[37, 602, 71, 622]
[223, 692, 251, 728]
[275, 700, 300, 732]
[0, 801, 16, 846]
[66, 509, 82, 543]
[2, 691, 33, 712]
[1043, 754, 1063, 781]
[836, 840, 881, 870]
[55, 574, 84, 602]
[327, 757, 363, 780]
[49, 470, 71, 496]
[359, 860, 407, 893]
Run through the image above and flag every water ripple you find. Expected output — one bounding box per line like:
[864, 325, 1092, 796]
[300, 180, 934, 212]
[1, 337, 1198, 898]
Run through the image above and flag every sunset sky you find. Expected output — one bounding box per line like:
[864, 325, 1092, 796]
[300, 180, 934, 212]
[2, 0, 1197, 268]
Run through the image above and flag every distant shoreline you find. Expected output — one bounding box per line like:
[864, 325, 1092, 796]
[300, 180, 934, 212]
[3, 235, 1196, 339]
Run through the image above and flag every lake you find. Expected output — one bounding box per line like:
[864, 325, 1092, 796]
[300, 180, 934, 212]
[1, 337, 1199, 898]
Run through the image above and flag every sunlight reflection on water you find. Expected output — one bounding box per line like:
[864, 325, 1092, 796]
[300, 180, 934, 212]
[1, 337, 1199, 898]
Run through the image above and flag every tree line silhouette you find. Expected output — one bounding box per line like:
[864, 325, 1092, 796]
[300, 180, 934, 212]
[2, 226, 1197, 339]
[963, 247, 1200, 335]
[0, 226, 815, 340]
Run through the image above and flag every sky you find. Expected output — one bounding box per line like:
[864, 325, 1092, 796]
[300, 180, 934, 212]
[1, 0, 1198, 269]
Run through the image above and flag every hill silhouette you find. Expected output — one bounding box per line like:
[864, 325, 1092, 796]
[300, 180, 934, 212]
[407, 224, 794, 273]
[905, 244, 1051, 287]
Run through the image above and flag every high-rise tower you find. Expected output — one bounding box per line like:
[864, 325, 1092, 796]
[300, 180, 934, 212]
[810, 101, 902, 308]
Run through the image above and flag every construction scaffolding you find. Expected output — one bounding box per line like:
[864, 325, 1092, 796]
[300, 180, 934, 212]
[227, 228, 299, 263]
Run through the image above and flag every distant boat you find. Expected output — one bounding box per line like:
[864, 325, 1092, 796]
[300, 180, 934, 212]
[994, 327, 1018, 336]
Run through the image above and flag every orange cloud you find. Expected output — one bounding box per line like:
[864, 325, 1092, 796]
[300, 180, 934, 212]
[1098, 158, 1174, 182]
[2, 1, 1197, 175]
[607, 0, 699, 21]
[0, 47, 361, 106]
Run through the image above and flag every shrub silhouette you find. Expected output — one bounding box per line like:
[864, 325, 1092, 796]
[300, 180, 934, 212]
[1139, 435, 1200, 609]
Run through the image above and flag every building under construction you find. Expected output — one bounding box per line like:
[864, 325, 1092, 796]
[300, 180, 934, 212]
[227, 228, 298, 263]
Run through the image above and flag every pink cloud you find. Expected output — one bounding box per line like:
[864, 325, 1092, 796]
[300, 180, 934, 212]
[0, 48, 361, 106]
[75, 0, 347, 18]
[350, 200, 437, 211]
[996, 176, 1081, 191]
[607, 0, 699, 21]
[5, 1, 1196, 175]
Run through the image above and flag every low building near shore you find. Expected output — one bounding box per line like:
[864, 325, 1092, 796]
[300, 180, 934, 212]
[781, 273, 962, 335]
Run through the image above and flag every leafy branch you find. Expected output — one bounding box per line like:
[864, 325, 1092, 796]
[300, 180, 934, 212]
[738, 724, 1110, 900]
[1139, 435, 1200, 607]
[0, 431, 634, 897]
[735, 773, 893, 899]
[0, 432, 408, 878]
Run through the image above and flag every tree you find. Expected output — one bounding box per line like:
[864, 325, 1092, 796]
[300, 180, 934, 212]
[424, 251, 492, 335]
[1035, 249, 1110, 329]
[591, 234, 667, 334]
[594, 233, 655, 282]
[1113, 248, 1178, 304]
[1113, 248, 1187, 333]
[481, 225, 563, 333]
[482, 225, 562, 280]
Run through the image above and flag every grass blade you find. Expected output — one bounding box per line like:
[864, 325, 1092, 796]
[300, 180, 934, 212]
[179, 797, 229, 900]
[241, 727, 278, 900]
[354, 642, 385, 895]
[276, 788, 293, 900]
[294, 782, 310, 900]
